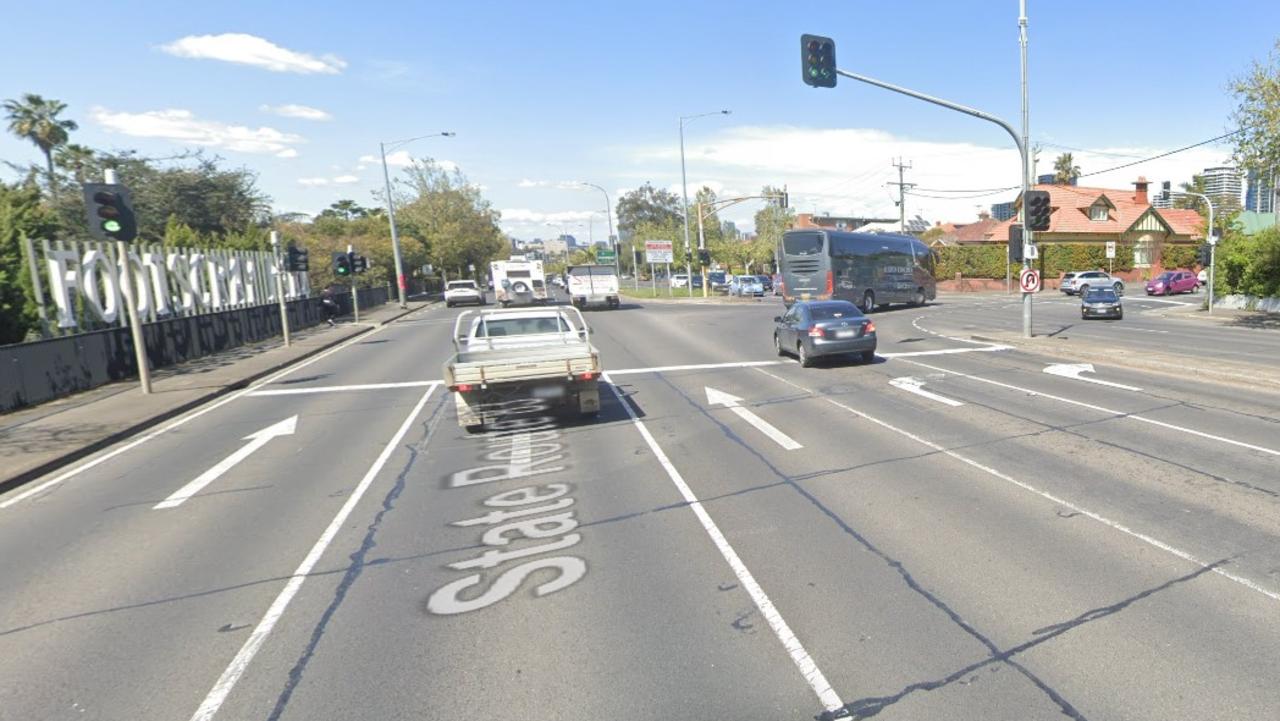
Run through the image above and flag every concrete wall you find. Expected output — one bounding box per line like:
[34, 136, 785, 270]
[0, 287, 389, 412]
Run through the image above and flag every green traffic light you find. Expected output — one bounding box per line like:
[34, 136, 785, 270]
[102, 220, 121, 233]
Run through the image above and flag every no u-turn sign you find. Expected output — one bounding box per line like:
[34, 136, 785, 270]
[1019, 268, 1041, 293]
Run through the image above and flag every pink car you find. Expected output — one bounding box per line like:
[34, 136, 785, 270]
[1145, 270, 1198, 296]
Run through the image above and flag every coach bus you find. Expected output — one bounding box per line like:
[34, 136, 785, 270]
[778, 229, 937, 312]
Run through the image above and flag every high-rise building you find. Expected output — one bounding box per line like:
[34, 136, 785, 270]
[1245, 169, 1276, 213]
[1200, 166, 1243, 206]
[991, 201, 1016, 221]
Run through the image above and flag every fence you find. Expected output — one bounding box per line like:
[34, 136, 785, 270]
[0, 287, 389, 412]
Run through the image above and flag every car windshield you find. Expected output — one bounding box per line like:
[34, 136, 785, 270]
[1156, 272, 1175, 281]
[448, 281, 476, 289]
[808, 303, 862, 320]
[1085, 290, 1118, 301]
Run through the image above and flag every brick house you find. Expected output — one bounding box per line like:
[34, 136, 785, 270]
[986, 177, 1204, 272]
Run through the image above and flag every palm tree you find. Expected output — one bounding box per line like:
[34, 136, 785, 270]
[1052, 152, 1081, 185]
[55, 143, 96, 184]
[4, 93, 79, 200]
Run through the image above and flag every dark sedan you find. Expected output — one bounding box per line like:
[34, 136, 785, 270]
[1081, 287, 1123, 320]
[774, 300, 876, 367]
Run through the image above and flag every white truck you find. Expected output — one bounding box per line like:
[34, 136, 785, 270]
[443, 279, 486, 307]
[490, 255, 548, 307]
[567, 264, 620, 309]
[442, 306, 602, 431]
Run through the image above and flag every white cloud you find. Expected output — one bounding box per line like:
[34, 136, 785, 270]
[298, 177, 330, 187]
[627, 125, 1234, 229]
[160, 33, 346, 74]
[518, 178, 584, 190]
[90, 107, 305, 155]
[357, 153, 457, 171]
[500, 208, 596, 224]
[275, 148, 298, 158]
[260, 103, 332, 121]
[298, 174, 360, 187]
[332, 175, 359, 184]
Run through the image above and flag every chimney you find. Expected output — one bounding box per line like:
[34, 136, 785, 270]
[978, 210, 991, 221]
[1133, 176, 1150, 206]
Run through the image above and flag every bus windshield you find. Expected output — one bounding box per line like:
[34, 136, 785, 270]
[783, 234, 823, 256]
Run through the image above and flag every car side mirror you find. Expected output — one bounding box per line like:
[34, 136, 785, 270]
[773, 316, 783, 323]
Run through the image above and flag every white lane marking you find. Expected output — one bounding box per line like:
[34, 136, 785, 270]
[0, 319, 409, 511]
[911, 315, 995, 345]
[705, 387, 803, 450]
[1126, 327, 1170, 334]
[888, 377, 964, 407]
[153, 416, 298, 510]
[1043, 363, 1144, 392]
[879, 345, 1012, 358]
[247, 381, 438, 397]
[607, 360, 782, 376]
[905, 360, 1280, 458]
[604, 375, 844, 714]
[755, 368, 1280, 605]
[187, 384, 438, 721]
[1134, 297, 1197, 306]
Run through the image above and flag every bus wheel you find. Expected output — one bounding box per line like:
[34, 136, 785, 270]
[861, 291, 876, 314]
[912, 288, 926, 306]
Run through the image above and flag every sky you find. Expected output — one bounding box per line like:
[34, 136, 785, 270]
[3, 0, 1278, 239]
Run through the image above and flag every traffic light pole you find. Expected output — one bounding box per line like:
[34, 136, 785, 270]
[104, 169, 153, 393]
[833, 61, 1033, 337]
[270, 231, 292, 347]
[349, 245, 360, 323]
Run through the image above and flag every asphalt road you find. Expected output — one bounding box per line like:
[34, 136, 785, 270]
[2, 291, 1279, 721]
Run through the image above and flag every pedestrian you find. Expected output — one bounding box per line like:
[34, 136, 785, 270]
[321, 288, 339, 326]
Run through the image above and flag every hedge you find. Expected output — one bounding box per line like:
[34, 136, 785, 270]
[932, 243, 1204, 280]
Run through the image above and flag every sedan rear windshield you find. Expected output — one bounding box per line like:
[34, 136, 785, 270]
[478, 317, 572, 336]
[1085, 290, 1118, 301]
[448, 281, 477, 289]
[809, 303, 862, 320]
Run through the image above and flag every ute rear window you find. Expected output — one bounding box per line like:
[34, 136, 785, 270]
[783, 234, 823, 256]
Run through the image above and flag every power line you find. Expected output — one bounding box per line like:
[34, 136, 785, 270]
[1039, 142, 1145, 159]
[1077, 129, 1242, 178]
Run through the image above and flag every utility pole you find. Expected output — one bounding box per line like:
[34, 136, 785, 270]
[1019, 0, 1034, 338]
[887, 158, 915, 232]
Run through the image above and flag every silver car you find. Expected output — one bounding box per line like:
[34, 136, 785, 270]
[729, 276, 764, 297]
[774, 300, 877, 367]
[1061, 270, 1125, 296]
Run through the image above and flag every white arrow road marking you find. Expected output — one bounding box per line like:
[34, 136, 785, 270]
[705, 387, 803, 450]
[1043, 363, 1143, 391]
[889, 376, 964, 407]
[154, 416, 298, 510]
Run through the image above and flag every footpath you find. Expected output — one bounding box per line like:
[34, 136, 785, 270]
[0, 299, 434, 495]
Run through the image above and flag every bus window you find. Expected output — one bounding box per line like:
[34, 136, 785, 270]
[783, 232, 823, 256]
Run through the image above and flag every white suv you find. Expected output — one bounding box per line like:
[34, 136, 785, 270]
[1060, 270, 1124, 296]
[444, 280, 485, 307]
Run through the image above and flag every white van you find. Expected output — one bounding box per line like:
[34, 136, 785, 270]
[567, 264, 620, 309]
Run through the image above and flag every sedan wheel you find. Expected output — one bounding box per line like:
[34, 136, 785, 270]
[798, 342, 814, 368]
[860, 350, 875, 364]
[774, 334, 786, 357]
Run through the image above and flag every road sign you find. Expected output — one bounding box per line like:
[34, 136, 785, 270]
[596, 248, 616, 264]
[645, 240, 674, 264]
[1025, 243, 1038, 260]
[1105, 241, 1116, 259]
[1019, 268, 1041, 293]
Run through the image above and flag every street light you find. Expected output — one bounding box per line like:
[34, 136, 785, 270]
[379, 131, 455, 308]
[680, 109, 731, 297]
[579, 182, 619, 279]
[1170, 189, 1217, 314]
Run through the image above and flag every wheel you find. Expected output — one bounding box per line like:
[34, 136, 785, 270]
[860, 350, 875, 364]
[774, 333, 786, 357]
[798, 342, 815, 368]
[1081, 312, 1088, 320]
[446, 301, 454, 308]
[912, 288, 926, 307]
[861, 291, 875, 314]
[1113, 282, 1124, 295]
[1164, 285, 1172, 296]
[1078, 284, 1090, 296]
[1117, 309, 1123, 320]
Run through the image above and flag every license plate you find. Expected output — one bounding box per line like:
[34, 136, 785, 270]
[834, 329, 856, 338]
[531, 386, 566, 399]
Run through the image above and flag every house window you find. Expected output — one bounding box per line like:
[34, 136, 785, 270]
[1090, 204, 1108, 221]
[1133, 238, 1154, 267]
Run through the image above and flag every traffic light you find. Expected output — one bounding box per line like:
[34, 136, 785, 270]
[633, 249, 644, 266]
[1024, 190, 1052, 232]
[352, 255, 368, 274]
[1008, 225, 1024, 263]
[698, 249, 711, 266]
[1161, 181, 1171, 204]
[1197, 243, 1211, 267]
[780, 190, 789, 209]
[801, 34, 836, 88]
[285, 245, 309, 272]
[333, 252, 352, 276]
[82, 183, 138, 242]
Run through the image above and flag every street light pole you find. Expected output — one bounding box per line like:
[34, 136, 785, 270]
[679, 109, 730, 298]
[1176, 190, 1216, 314]
[580, 182, 619, 280]
[1019, 0, 1034, 338]
[379, 131, 455, 308]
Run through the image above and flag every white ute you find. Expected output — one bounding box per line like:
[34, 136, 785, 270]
[442, 306, 602, 431]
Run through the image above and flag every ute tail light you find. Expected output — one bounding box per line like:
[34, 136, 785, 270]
[578, 371, 596, 381]
[450, 383, 474, 393]
[825, 271, 834, 297]
[808, 327, 825, 338]
[864, 321, 876, 333]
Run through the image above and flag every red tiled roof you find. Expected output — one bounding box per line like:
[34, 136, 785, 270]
[985, 183, 1202, 241]
[950, 218, 1000, 242]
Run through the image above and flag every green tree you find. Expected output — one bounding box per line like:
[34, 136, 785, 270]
[0, 183, 59, 343]
[1052, 152, 1080, 184]
[394, 158, 505, 278]
[1230, 40, 1280, 179]
[752, 185, 794, 273]
[321, 199, 369, 220]
[616, 182, 682, 236]
[3, 93, 78, 201]
[55, 143, 97, 184]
